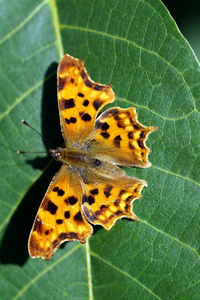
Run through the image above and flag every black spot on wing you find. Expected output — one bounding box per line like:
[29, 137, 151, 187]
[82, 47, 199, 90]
[133, 124, 140, 130]
[62, 98, 75, 109]
[93, 99, 103, 111]
[125, 204, 130, 212]
[53, 187, 65, 196]
[88, 195, 95, 205]
[53, 187, 59, 192]
[101, 132, 110, 139]
[58, 77, 66, 91]
[68, 196, 78, 205]
[101, 122, 110, 130]
[83, 99, 89, 106]
[100, 205, 107, 210]
[65, 117, 77, 124]
[70, 117, 77, 123]
[56, 219, 63, 224]
[114, 199, 120, 206]
[90, 188, 99, 195]
[45, 200, 58, 215]
[95, 210, 101, 217]
[117, 121, 124, 128]
[128, 132, 133, 139]
[108, 214, 115, 220]
[81, 113, 92, 122]
[137, 140, 144, 149]
[65, 118, 70, 124]
[78, 92, 84, 97]
[129, 141, 135, 150]
[113, 135, 122, 148]
[74, 212, 83, 222]
[129, 117, 133, 124]
[104, 185, 113, 198]
[118, 189, 126, 197]
[64, 211, 70, 219]
[140, 131, 145, 138]
[58, 189, 64, 196]
[82, 194, 95, 205]
[33, 218, 42, 234]
[126, 195, 134, 202]
[114, 115, 120, 121]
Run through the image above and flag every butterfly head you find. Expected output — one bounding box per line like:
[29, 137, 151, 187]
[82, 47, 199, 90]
[49, 147, 63, 162]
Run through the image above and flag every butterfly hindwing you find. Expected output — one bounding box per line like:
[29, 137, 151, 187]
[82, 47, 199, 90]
[28, 165, 93, 261]
[81, 167, 147, 230]
[88, 107, 157, 167]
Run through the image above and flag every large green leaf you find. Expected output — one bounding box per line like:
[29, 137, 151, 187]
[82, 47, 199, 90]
[0, 0, 199, 299]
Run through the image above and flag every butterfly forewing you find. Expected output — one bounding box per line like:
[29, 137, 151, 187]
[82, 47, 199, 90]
[57, 54, 115, 146]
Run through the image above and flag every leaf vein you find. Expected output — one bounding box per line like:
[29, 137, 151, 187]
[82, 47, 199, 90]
[13, 244, 81, 300]
[139, 219, 199, 258]
[90, 251, 161, 300]
[0, 0, 48, 46]
[60, 24, 195, 108]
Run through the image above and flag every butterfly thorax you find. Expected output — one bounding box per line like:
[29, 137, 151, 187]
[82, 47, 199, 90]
[49, 147, 125, 178]
[50, 147, 93, 167]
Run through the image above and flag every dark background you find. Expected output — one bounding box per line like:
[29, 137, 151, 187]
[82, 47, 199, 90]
[163, 0, 200, 60]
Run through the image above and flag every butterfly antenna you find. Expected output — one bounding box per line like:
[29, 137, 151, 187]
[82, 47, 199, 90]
[20, 120, 56, 148]
[17, 150, 47, 154]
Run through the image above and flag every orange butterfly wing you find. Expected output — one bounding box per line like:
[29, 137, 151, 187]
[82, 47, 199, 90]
[89, 107, 157, 168]
[28, 165, 93, 260]
[81, 167, 147, 230]
[57, 54, 115, 145]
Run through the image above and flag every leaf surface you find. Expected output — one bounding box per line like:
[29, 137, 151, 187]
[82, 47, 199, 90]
[0, 0, 199, 299]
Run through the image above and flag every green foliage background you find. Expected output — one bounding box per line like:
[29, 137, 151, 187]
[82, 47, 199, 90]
[0, 0, 199, 299]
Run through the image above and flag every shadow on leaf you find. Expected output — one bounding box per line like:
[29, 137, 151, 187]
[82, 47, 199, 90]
[0, 161, 60, 265]
[0, 62, 65, 265]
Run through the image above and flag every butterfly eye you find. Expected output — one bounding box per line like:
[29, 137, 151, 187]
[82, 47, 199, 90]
[93, 158, 102, 167]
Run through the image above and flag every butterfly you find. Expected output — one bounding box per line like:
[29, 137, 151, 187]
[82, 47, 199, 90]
[28, 54, 157, 260]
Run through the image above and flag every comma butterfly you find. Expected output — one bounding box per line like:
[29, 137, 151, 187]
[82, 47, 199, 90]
[28, 54, 157, 260]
